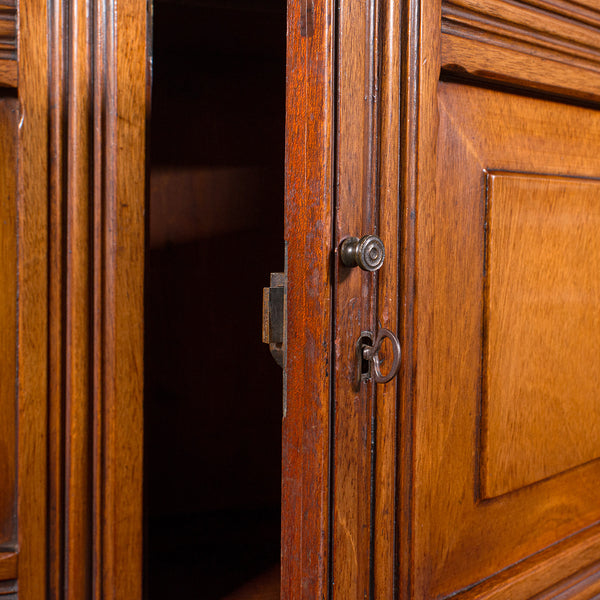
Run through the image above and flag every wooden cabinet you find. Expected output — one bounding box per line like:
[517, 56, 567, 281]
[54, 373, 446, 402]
[4, 0, 600, 597]
[286, 0, 600, 598]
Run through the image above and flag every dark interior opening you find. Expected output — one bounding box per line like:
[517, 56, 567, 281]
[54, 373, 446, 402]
[145, 1, 286, 597]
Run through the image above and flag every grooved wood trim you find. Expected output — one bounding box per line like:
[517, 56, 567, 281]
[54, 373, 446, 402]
[46, 0, 147, 598]
[441, 0, 600, 101]
[0, 1, 17, 87]
[532, 560, 600, 599]
[453, 524, 600, 600]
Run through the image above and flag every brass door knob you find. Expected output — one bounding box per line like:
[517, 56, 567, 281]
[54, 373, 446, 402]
[339, 235, 385, 272]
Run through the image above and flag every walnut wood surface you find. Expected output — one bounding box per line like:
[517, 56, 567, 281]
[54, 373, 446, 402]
[17, 0, 49, 597]
[441, 0, 600, 102]
[331, 0, 380, 597]
[380, 0, 600, 598]
[0, 553, 17, 582]
[0, 98, 17, 552]
[282, 0, 333, 598]
[373, 0, 401, 598]
[407, 78, 600, 600]
[14, 0, 147, 598]
[483, 172, 600, 498]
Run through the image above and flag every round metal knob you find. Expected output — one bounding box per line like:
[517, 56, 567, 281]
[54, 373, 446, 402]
[339, 235, 385, 272]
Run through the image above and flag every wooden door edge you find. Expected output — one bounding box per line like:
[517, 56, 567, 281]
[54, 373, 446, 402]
[282, 0, 335, 598]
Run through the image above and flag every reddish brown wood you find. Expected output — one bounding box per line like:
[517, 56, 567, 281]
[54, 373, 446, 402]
[0, 553, 17, 581]
[282, 0, 334, 597]
[17, 0, 49, 597]
[48, 0, 65, 596]
[373, 0, 401, 597]
[0, 59, 15, 87]
[0, 99, 17, 550]
[101, 2, 146, 596]
[331, 0, 380, 596]
[14, 0, 146, 597]
[441, 0, 600, 102]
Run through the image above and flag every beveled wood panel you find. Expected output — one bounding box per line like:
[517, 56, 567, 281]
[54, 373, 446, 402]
[441, 0, 600, 102]
[482, 171, 600, 499]
[0, 98, 17, 549]
[0, 1, 16, 87]
[412, 81, 600, 600]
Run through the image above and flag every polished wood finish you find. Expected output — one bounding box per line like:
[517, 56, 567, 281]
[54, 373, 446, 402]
[441, 0, 600, 102]
[408, 81, 600, 600]
[17, 0, 50, 596]
[483, 172, 600, 498]
[0, 99, 17, 553]
[10, 0, 147, 597]
[374, 0, 600, 594]
[331, 0, 379, 596]
[0, 554, 17, 582]
[282, 0, 333, 598]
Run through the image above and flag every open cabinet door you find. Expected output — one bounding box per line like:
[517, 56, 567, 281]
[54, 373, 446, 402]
[285, 0, 600, 598]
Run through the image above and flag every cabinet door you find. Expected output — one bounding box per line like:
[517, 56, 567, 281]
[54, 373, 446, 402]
[283, 0, 600, 598]
[395, 1, 600, 598]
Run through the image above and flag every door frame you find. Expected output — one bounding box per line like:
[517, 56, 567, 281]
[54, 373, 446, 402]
[16, 0, 148, 597]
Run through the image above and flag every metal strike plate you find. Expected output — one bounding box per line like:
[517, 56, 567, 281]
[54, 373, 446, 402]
[262, 272, 286, 368]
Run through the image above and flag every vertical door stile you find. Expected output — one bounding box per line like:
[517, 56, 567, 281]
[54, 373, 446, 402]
[282, 0, 335, 598]
[331, 0, 382, 596]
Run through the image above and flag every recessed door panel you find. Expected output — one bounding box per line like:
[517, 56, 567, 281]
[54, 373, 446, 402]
[483, 171, 600, 499]
[413, 81, 600, 599]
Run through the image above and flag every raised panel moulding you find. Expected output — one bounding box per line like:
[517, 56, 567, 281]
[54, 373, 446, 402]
[481, 171, 600, 499]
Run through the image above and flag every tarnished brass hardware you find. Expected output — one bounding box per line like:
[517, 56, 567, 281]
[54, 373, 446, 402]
[262, 272, 286, 368]
[357, 328, 401, 384]
[340, 235, 385, 272]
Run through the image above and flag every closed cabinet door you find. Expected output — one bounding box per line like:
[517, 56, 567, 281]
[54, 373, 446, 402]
[283, 0, 600, 598]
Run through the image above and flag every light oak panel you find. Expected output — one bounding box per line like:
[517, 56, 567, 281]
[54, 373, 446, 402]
[412, 81, 600, 600]
[482, 171, 600, 499]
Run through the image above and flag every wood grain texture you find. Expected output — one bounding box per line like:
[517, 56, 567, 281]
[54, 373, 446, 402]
[16, 0, 147, 597]
[0, 553, 17, 582]
[282, 0, 333, 597]
[17, 0, 49, 597]
[483, 172, 600, 498]
[441, 0, 600, 102]
[0, 59, 16, 87]
[410, 81, 600, 600]
[0, 99, 17, 551]
[373, 0, 401, 597]
[331, 0, 380, 596]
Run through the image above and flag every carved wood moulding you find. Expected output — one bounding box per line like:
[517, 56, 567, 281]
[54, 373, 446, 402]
[441, 0, 600, 102]
[0, 0, 16, 86]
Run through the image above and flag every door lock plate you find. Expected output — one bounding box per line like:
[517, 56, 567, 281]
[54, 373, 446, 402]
[262, 272, 286, 368]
